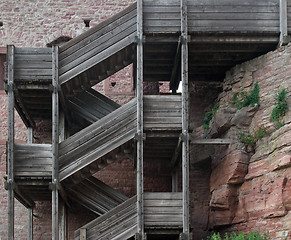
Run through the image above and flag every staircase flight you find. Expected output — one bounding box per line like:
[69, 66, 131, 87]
[59, 3, 137, 89]
[65, 176, 128, 216]
[74, 196, 137, 240]
[67, 88, 120, 124]
[59, 98, 137, 182]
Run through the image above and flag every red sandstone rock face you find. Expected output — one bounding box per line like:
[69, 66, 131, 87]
[210, 150, 249, 192]
[207, 42, 291, 239]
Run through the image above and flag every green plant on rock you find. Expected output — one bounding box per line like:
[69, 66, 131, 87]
[202, 104, 219, 130]
[239, 126, 267, 149]
[232, 82, 260, 109]
[270, 89, 288, 129]
[203, 232, 270, 240]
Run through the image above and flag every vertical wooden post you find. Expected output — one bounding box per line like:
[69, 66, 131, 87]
[7, 44, 15, 240]
[59, 198, 66, 240]
[279, 0, 289, 46]
[136, 0, 144, 238]
[181, 0, 190, 238]
[27, 127, 33, 240]
[172, 168, 178, 192]
[58, 112, 66, 240]
[28, 208, 33, 240]
[80, 228, 86, 240]
[52, 45, 59, 240]
[27, 127, 33, 144]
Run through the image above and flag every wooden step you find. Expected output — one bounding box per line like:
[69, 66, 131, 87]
[59, 3, 137, 85]
[59, 98, 137, 182]
[67, 88, 120, 124]
[74, 195, 137, 240]
[65, 176, 128, 216]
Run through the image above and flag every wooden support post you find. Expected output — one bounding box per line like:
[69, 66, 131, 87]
[181, 0, 190, 238]
[279, 0, 289, 46]
[27, 128, 33, 240]
[59, 198, 66, 240]
[7, 44, 15, 240]
[28, 208, 33, 240]
[59, 111, 65, 143]
[58, 112, 66, 240]
[80, 229, 86, 240]
[27, 128, 33, 144]
[52, 45, 59, 240]
[136, 0, 144, 238]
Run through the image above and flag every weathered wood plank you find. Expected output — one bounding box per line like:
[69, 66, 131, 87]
[143, 95, 182, 130]
[68, 89, 120, 123]
[181, 0, 190, 237]
[14, 54, 52, 62]
[74, 196, 137, 239]
[280, 0, 289, 46]
[59, 32, 136, 84]
[15, 61, 52, 69]
[59, 10, 137, 64]
[143, 192, 183, 228]
[144, 192, 182, 199]
[187, 0, 278, 6]
[7, 45, 15, 240]
[60, 3, 137, 52]
[59, 19, 137, 72]
[52, 45, 59, 240]
[190, 138, 231, 145]
[59, 127, 137, 181]
[59, 98, 136, 152]
[15, 48, 52, 55]
[59, 105, 137, 164]
[15, 143, 52, 151]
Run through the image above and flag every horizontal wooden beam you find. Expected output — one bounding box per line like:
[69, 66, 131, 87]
[190, 138, 231, 145]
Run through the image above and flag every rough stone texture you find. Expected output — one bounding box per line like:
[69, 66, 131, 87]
[205, 43, 291, 239]
[0, 0, 135, 48]
[210, 150, 249, 192]
[0, 0, 136, 239]
[1, 0, 291, 239]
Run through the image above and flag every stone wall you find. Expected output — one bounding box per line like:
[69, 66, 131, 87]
[0, 0, 136, 239]
[0, 0, 174, 238]
[202, 44, 291, 239]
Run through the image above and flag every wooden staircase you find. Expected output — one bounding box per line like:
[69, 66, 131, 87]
[59, 98, 137, 183]
[8, 2, 185, 238]
[67, 88, 120, 124]
[74, 192, 183, 240]
[74, 196, 138, 240]
[65, 176, 128, 216]
[59, 3, 137, 96]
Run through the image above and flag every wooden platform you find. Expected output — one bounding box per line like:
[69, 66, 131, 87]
[74, 192, 183, 240]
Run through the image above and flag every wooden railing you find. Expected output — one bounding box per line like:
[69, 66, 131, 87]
[144, 95, 182, 131]
[14, 48, 52, 82]
[59, 3, 137, 84]
[66, 177, 128, 216]
[144, 0, 281, 34]
[67, 88, 120, 124]
[74, 195, 137, 240]
[14, 144, 52, 177]
[58, 98, 137, 182]
[144, 192, 183, 228]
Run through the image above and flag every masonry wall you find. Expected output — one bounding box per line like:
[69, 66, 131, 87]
[0, 0, 175, 239]
[1, 0, 291, 239]
[0, 0, 136, 239]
